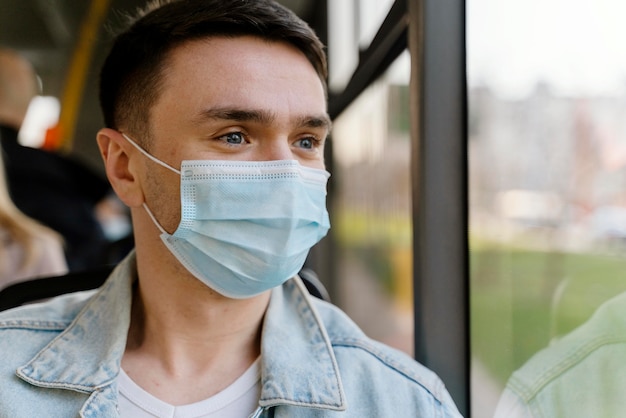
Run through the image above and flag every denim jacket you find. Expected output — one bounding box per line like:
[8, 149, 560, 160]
[0, 252, 461, 417]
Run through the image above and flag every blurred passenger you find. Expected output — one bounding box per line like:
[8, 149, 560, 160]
[0, 153, 67, 289]
[0, 47, 118, 270]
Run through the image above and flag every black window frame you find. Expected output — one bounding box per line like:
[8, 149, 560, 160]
[325, 0, 469, 414]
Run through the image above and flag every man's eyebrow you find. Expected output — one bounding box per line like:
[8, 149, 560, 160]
[195, 107, 332, 130]
[196, 107, 275, 124]
[296, 114, 332, 131]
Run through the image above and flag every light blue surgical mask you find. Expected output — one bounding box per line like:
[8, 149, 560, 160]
[122, 133, 331, 299]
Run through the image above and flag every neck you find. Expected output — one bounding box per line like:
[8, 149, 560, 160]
[122, 238, 270, 404]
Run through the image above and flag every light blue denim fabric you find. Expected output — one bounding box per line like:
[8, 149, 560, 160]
[0, 251, 461, 417]
[494, 291, 626, 418]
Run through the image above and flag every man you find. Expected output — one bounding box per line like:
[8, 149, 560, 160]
[0, 48, 112, 271]
[0, 1, 462, 416]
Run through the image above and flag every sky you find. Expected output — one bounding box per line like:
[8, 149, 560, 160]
[467, 0, 626, 99]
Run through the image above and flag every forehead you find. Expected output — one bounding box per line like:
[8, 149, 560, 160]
[151, 36, 327, 124]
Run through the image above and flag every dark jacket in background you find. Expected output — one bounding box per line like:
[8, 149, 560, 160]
[0, 124, 111, 271]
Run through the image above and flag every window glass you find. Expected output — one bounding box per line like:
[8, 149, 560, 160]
[469, 1, 626, 416]
[332, 51, 413, 355]
[327, 0, 394, 92]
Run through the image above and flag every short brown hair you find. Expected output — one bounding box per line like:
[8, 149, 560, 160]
[99, 0, 327, 145]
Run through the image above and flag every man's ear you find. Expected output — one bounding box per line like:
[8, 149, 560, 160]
[97, 128, 144, 208]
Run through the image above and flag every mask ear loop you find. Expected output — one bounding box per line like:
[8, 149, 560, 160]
[142, 203, 168, 235]
[120, 132, 175, 234]
[121, 132, 181, 175]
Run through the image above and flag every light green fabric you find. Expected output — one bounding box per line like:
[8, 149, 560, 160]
[495, 291, 626, 418]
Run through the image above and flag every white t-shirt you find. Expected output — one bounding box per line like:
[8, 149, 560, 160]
[118, 358, 261, 418]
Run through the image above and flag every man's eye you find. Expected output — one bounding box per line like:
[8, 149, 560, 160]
[221, 132, 245, 144]
[296, 137, 316, 149]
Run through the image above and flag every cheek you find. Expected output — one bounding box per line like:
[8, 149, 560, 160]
[144, 167, 181, 233]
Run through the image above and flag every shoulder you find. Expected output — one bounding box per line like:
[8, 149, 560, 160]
[0, 289, 95, 338]
[0, 292, 97, 415]
[312, 297, 421, 372]
[311, 298, 461, 416]
[0, 291, 92, 379]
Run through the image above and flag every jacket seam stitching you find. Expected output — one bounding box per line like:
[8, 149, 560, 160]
[331, 338, 446, 406]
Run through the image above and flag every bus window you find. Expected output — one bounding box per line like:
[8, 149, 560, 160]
[332, 51, 413, 355]
[469, 1, 626, 416]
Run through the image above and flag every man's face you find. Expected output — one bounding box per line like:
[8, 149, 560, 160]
[139, 36, 330, 232]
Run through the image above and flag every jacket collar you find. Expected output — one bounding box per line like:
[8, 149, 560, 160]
[17, 254, 135, 392]
[17, 253, 346, 411]
[260, 278, 346, 411]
